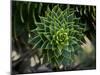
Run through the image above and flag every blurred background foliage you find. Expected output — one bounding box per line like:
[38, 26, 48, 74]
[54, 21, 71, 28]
[12, 1, 96, 74]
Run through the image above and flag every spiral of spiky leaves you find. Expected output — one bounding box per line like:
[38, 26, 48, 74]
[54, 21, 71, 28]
[29, 5, 85, 66]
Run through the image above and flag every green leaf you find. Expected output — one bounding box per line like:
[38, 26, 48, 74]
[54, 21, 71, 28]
[41, 41, 48, 49]
[28, 35, 40, 43]
[32, 39, 43, 49]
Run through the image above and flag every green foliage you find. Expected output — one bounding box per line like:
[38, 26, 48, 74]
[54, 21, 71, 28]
[29, 5, 85, 67]
[12, 2, 44, 43]
[75, 5, 96, 40]
[76, 5, 96, 22]
[12, 1, 96, 72]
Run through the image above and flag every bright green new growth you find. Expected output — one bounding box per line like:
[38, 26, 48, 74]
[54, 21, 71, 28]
[53, 28, 68, 45]
[29, 5, 85, 67]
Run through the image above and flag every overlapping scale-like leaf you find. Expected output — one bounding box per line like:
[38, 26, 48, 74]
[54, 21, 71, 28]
[30, 5, 85, 66]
